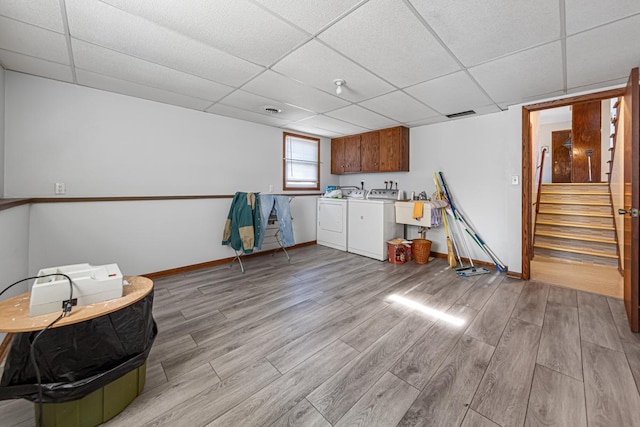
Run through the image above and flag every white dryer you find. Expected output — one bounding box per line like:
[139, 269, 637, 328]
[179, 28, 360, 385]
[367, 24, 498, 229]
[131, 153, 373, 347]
[317, 198, 348, 251]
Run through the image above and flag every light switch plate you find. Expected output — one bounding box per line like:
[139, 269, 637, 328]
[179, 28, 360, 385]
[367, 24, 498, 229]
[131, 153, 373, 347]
[511, 175, 519, 185]
[55, 182, 66, 195]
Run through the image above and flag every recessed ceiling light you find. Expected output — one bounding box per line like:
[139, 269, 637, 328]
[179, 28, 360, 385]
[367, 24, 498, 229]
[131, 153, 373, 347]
[264, 106, 281, 114]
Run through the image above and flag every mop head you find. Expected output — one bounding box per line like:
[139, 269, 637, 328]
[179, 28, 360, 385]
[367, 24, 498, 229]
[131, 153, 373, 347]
[456, 266, 491, 277]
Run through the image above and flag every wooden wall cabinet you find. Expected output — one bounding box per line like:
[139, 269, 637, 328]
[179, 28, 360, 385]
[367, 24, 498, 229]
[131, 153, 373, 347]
[331, 135, 361, 174]
[331, 126, 409, 174]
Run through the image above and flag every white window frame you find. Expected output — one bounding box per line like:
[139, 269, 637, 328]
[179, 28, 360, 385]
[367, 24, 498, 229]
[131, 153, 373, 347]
[283, 132, 320, 191]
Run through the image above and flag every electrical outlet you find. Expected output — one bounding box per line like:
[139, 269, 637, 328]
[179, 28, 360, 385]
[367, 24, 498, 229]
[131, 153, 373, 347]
[55, 182, 66, 195]
[268, 184, 273, 193]
[511, 175, 519, 185]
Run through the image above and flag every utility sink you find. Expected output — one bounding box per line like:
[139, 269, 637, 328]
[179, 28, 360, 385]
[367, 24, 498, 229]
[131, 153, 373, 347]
[395, 201, 432, 226]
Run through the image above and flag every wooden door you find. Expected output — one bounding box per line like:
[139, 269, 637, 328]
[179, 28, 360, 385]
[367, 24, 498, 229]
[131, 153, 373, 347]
[331, 137, 345, 174]
[360, 131, 380, 172]
[572, 101, 602, 182]
[622, 67, 639, 331]
[343, 135, 361, 173]
[552, 130, 572, 183]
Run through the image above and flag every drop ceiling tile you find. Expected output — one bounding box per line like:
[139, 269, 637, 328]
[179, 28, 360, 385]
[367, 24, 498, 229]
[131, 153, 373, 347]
[207, 104, 291, 127]
[565, 0, 640, 35]
[295, 115, 369, 135]
[472, 104, 503, 115]
[284, 123, 343, 138]
[359, 91, 438, 123]
[77, 69, 214, 110]
[325, 105, 398, 130]
[568, 76, 628, 94]
[101, 0, 307, 66]
[0, 16, 69, 64]
[410, 0, 560, 66]
[218, 90, 315, 122]
[72, 39, 233, 101]
[0, 49, 73, 83]
[254, 0, 364, 33]
[406, 115, 449, 127]
[272, 40, 395, 102]
[0, 0, 64, 32]
[243, 70, 349, 113]
[66, 0, 263, 87]
[319, 0, 459, 87]
[566, 15, 640, 89]
[405, 71, 495, 115]
[469, 42, 564, 105]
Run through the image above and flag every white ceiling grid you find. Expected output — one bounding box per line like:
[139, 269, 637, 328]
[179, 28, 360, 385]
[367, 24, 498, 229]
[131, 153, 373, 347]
[0, 0, 638, 137]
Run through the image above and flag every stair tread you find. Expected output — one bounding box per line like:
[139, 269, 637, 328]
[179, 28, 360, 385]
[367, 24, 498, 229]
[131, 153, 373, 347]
[542, 183, 608, 185]
[538, 210, 613, 218]
[541, 191, 609, 195]
[536, 220, 615, 230]
[533, 243, 618, 258]
[539, 200, 611, 206]
[535, 230, 616, 244]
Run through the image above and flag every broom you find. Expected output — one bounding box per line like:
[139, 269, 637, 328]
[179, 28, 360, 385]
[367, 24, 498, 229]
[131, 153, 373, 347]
[433, 174, 457, 268]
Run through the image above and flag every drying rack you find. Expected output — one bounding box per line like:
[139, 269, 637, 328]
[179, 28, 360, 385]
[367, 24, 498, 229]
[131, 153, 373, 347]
[230, 196, 294, 273]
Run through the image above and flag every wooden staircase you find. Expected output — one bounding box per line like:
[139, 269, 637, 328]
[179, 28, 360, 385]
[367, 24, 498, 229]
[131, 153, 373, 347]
[533, 183, 619, 267]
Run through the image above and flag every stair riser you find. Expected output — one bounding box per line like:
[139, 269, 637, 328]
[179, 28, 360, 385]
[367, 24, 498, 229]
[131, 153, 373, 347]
[540, 193, 611, 204]
[535, 224, 616, 241]
[534, 235, 617, 256]
[538, 204, 612, 215]
[534, 248, 618, 267]
[542, 184, 609, 193]
[536, 213, 614, 227]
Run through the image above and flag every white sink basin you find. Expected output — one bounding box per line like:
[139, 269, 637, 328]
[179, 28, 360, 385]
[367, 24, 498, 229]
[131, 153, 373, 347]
[395, 201, 432, 226]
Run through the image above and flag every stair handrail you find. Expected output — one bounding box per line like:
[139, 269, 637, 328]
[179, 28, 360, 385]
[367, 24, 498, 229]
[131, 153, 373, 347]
[532, 147, 548, 251]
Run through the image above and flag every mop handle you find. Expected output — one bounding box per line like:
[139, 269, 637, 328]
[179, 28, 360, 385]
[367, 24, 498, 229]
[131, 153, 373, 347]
[438, 172, 458, 219]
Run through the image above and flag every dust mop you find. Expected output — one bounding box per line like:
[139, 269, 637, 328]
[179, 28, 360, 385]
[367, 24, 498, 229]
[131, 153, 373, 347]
[444, 208, 491, 276]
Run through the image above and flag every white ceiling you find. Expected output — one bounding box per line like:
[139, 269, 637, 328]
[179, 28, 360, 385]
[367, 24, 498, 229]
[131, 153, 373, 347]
[1, 0, 639, 137]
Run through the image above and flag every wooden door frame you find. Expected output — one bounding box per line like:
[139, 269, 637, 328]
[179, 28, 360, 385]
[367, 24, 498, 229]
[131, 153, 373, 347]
[521, 88, 625, 279]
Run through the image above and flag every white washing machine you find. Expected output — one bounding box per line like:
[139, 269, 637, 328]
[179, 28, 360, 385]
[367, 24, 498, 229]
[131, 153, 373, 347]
[317, 198, 348, 251]
[348, 198, 402, 261]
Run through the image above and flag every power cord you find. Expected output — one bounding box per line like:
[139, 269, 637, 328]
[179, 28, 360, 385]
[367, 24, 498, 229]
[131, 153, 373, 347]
[1, 273, 74, 426]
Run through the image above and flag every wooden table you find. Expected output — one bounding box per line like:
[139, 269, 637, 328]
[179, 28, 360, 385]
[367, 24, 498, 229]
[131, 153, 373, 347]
[0, 276, 152, 362]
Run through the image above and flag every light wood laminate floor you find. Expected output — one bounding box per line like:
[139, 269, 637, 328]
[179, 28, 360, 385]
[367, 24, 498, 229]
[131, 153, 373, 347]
[2, 245, 640, 426]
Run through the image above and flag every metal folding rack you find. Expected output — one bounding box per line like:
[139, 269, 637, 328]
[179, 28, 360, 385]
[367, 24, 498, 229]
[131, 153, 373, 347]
[229, 196, 294, 273]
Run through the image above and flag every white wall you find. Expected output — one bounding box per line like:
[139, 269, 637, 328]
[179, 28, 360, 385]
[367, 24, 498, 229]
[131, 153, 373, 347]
[340, 108, 523, 272]
[4, 72, 336, 197]
[28, 196, 317, 275]
[4, 72, 334, 275]
[0, 66, 5, 197]
[0, 205, 30, 296]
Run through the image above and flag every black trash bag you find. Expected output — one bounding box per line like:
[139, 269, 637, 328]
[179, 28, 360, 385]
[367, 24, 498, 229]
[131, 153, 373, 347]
[0, 291, 157, 403]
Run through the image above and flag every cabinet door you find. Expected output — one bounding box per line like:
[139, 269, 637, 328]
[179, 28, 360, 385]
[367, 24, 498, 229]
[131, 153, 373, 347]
[360, 131, 380, 172]
[331, 137, 346, 174]
[343, 135, 361, 173]
[379, 127, 409, 171]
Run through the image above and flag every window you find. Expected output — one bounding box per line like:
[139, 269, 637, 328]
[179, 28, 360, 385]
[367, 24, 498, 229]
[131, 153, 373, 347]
[283, 132, 320, 191]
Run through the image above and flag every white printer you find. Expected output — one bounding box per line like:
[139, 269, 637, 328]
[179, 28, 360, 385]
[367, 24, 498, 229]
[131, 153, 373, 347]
[29, 263, 124, 317]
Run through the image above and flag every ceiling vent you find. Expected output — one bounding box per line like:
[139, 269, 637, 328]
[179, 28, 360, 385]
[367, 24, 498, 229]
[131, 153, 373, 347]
[446, 110, 476, 119]
[264, 106, 281, 114]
